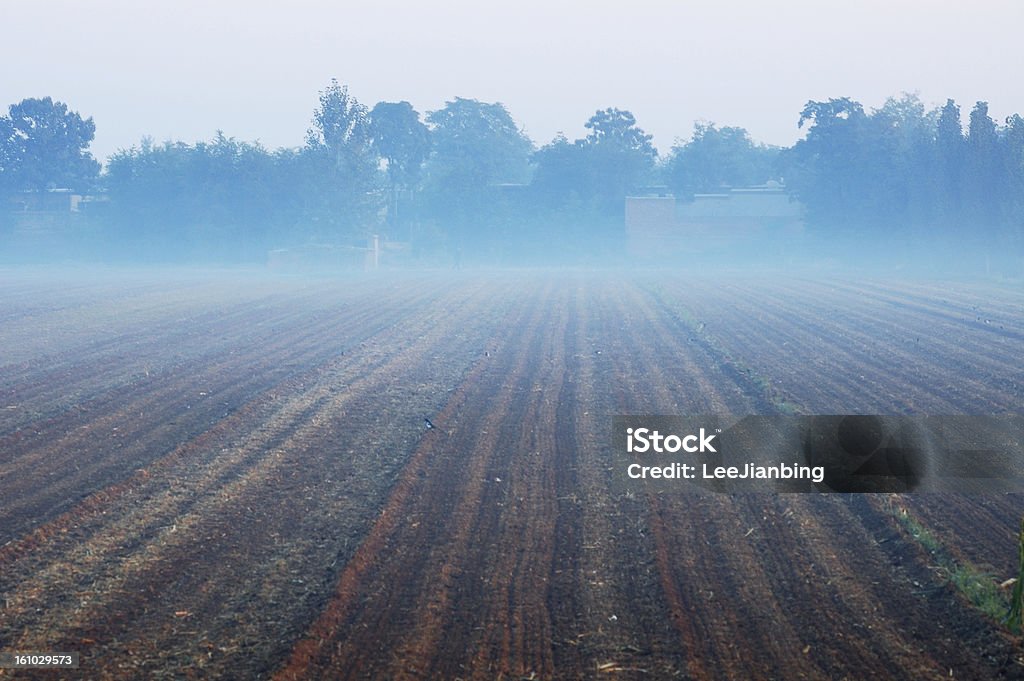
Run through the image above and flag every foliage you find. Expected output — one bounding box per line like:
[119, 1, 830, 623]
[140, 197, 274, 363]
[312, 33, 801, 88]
[5, 84, 1024, 265]
[583, 108, 655, 154]
[304, 79, 382, 240]
[783, 92, 1024, 251]
[579, 107, 657, 212]
[105, 134, 290, 260]
[783, 97, 870, 231]
[369, 101, 431, 240]
[0, 97, 100, 193]
[419, 97, 533, 249]
[664, 122, 778, 198]
[964, 101, 1000, 228]
[424, 97, 532, 188]
[307, 80, 369, 159]
[530, 108, 657, 232]
[369, 101, 430, 190]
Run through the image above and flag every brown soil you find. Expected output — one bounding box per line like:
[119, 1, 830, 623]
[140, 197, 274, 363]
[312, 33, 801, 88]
[1, 272, 1022, 680]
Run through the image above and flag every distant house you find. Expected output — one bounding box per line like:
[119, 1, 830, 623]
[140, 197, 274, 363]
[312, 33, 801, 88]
[7, 188, 83, 214]
[2, 189, 103, 259]
[4, 189, 92, 242]
[625, 181, 804, 259]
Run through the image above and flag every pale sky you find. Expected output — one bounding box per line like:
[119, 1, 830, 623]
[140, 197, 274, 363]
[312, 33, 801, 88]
[4, 0, 1023, 163]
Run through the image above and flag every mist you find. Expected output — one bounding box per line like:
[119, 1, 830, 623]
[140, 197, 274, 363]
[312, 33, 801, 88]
[1, 86, 1021, 279]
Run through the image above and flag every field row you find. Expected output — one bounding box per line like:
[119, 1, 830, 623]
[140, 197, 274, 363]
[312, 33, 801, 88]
[0, 271, 1021, 679]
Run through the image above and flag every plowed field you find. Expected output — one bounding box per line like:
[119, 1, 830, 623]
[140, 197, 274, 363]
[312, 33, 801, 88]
[1, 269, 1022, 679]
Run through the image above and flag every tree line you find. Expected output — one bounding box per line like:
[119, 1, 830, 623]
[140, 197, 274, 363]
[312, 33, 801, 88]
[1, 82, 1022, 262]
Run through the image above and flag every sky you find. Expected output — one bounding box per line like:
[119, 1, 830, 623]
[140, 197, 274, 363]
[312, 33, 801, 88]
[4, 0, 1023, 163]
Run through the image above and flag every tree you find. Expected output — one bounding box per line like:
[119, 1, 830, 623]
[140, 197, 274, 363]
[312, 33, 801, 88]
[420, 97, 533, 249]
[0, 115, 13, 176]
[104, 133, 286, 260]
[665, 122, 778, 198]
[523, 108, 658, 259]
[532, 108, 656, 215]
[369, 101, 430, 190]
[581, 107, 657, 210]
[868, 93, 937, 231]
[304, 80, 381, 241]
[935, 98, 965, 225]
[0, 97, 100, 193]
[530, 133, 588, 208]
[369, 101, 430, 237]
[425, 97, 532, 187]
[783, 97, 868, 231]
[583, 107, 656, 156]
[1003, 114, 1024, 242]
[307, 80, 371, 159]
[965, 101, 1000, 229]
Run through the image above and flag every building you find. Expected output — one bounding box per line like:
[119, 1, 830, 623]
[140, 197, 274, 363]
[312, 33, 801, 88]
[625, 181, 804, 259]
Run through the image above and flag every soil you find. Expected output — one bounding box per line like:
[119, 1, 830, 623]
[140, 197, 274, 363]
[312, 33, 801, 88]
[1, 271, 1022, 680]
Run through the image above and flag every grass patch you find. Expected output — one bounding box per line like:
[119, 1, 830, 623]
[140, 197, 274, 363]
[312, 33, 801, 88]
[889, 502, 1017, 633]
[1006, 517, 1024, 632]
[897, 511, 942, 554]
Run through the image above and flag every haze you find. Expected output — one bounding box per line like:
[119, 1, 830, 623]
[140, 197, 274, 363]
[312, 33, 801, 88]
[5, 0, 1024, 160]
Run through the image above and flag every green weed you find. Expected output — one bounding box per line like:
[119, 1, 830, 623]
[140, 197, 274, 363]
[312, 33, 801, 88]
[890, 503, 1014, 631]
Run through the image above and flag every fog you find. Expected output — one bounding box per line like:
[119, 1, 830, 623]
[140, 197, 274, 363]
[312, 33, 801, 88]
[2, 3, 1023, 279]
[3, 8, 1024, 676]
